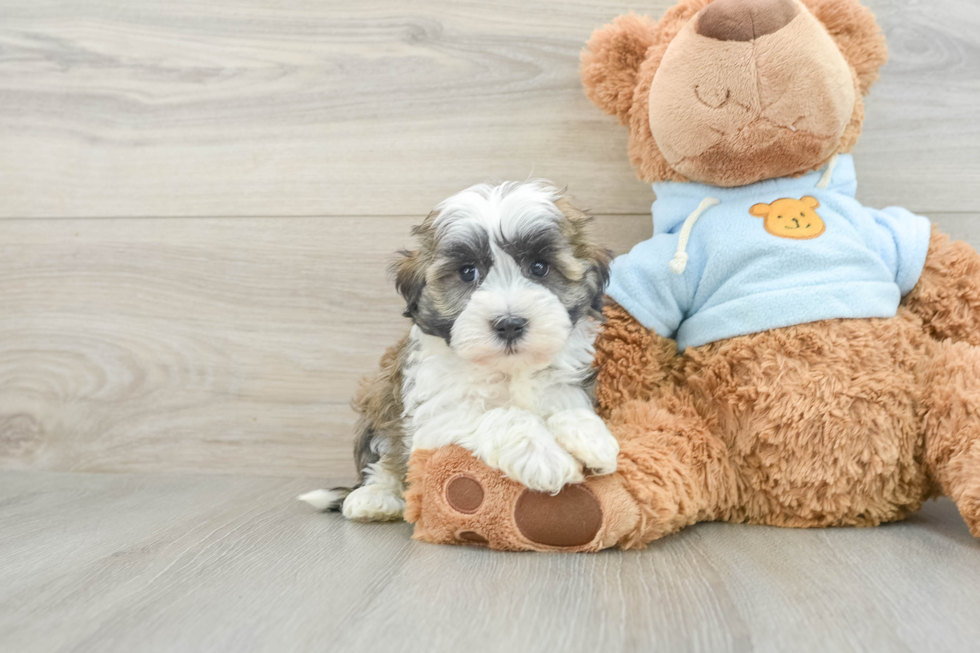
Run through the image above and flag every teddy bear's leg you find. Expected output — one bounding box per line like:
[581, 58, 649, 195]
[610, 392, 740, 546]
[404, 391, 737, 551]
[920, 339, 980, 538]
[403, 445, 642, 552]
[904, 225, 980, 347]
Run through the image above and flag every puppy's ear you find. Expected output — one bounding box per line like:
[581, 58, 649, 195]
[555, 196, 613, 320]
[393, 249, 426, 319]
[392, 212, 437, 319]
[581, 13, 659, 124]
[586, 247, 613, 321]
[801, 0, 888, 94]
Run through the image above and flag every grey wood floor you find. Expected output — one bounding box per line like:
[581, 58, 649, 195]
[2, 0, 980, 651]
[1, 472, 979, 653]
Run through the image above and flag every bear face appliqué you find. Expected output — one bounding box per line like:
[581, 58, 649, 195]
[750, 196, 826, 240]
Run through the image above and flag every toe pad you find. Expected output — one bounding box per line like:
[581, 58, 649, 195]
[446, 475, 485, 514]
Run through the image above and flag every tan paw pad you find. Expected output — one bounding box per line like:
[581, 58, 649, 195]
[513, 485, 603, 547]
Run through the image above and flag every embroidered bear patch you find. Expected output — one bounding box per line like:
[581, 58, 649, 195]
[750, 196, 826, 240]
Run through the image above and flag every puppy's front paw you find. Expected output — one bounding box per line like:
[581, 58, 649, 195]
[496, 436, 585, 494]
[547, 409, 619, 476]
[471, 408, 583, 494]
[342, 484, 405, 522]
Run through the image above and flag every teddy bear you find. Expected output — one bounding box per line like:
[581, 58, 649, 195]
[402, 0, 980, 551]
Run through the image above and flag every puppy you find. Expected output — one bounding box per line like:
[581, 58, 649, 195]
[300, 180, 619, 521]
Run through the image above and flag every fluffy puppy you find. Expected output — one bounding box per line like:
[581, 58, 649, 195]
[300, 181, 618, 521]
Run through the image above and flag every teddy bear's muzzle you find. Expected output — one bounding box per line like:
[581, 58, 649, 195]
[647, 0, 857, 187]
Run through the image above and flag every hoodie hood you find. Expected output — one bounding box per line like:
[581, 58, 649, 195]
[651, 155, 857, 236]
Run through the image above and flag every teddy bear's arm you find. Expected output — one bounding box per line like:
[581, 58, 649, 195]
[593, 301, 679, 418]
[903, 225, 980, 347]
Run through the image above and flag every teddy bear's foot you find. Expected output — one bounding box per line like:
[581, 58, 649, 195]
[404, 446, 640, 552]
[920, 339, 980, 540]
[951, 461, 980, 539]
[960, 497, 980, 539]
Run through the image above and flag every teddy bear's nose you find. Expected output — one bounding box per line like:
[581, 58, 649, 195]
[696, 0, 799, 42]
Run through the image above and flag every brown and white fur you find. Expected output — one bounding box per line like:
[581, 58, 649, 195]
[300, 181, 618, 521]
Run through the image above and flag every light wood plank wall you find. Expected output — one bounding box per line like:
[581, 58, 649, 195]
[1, 0, 978, 478]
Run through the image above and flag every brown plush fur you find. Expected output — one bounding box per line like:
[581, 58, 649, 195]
[403, 0, 980, 550]
[904, 225, 980, 347]
[407, 245, 980, 548]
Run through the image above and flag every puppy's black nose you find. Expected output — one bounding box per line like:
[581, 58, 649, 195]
[494, 316, 528, 342]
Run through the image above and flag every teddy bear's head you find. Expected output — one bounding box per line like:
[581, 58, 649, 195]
[581, 0, 888, 188]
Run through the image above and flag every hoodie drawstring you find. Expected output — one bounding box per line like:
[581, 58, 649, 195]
[669, 155, 838, 275]
[816, 153, 839, 190]
[669, 197, 719, 274]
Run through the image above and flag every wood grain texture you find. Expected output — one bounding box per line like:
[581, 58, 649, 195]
[1, 3, 979, 650]
[1, 0, 979, 476]
[2, 212, 977, 477]
[0, 213, 651, 476]
[1, 471, 978, 653]
[0, 0, 977, 218]
[2, 212, 979, 477]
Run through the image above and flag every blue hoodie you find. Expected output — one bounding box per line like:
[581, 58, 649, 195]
[605, 155, 932, 351]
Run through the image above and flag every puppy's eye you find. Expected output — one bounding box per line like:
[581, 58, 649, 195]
[459, 265, 479, 283]
[530, 261, 550, 278]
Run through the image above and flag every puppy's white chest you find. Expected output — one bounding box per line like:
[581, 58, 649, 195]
[402, 335, 544, 415]
[400, 324, 598, 455]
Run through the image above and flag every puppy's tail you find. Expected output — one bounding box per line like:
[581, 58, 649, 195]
[297, 486, 355, 512]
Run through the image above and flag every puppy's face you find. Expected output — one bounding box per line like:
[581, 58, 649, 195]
[395, 181, 611, 370]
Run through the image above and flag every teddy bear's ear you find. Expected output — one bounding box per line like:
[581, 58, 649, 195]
[802, 196, 821, 209]
[581, 13, 660, 124]
[801, 0, 888, 94]
[750, 203, 772, 217]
